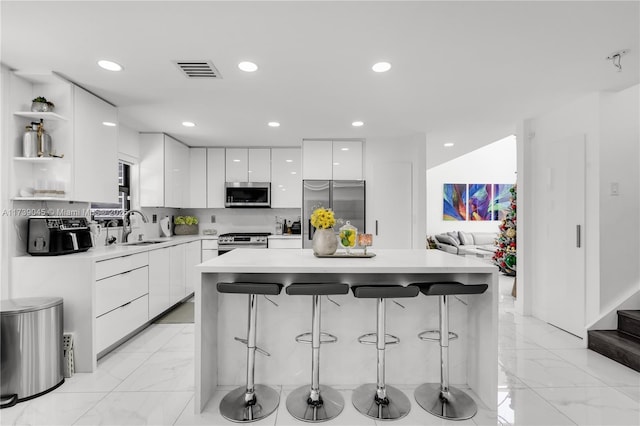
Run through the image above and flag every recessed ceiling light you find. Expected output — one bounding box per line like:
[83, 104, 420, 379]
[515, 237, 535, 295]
[268, 121, 280, 127]
[102, 121, 116, 127]
[341, 147, 350, 151]
[182, 121, 196, 127]
[290, 171, 297, 175]
[233, 159, 241, 162]
[352, 121, 364, 127]
[97, 60, 123, 72]
[372, 62, 391, 73]
[444, 142, 455, 147]
[238, 61, 258, 72]
[285, 159, 293, 163]
[333, 162, 340, 166]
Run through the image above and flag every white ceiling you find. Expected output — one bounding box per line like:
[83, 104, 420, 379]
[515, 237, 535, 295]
[2, 1, 638, 168]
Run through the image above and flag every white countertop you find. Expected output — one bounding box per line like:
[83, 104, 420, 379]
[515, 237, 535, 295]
[197, 248, 497, 274]
[267, 234, 302, 239]
[16, 235, 218, 262]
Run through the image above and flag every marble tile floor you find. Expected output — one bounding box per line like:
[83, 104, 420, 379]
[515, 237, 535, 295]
[1, 275, 638, 425]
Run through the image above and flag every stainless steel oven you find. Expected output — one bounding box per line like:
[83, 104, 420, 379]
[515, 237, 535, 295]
[218, 233, 270, 255]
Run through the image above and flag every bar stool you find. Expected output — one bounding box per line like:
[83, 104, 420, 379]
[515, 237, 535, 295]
[217, 282, 283, 423]
[285, 282, 349, 422]
[410, 282, 488, 421]
[351, 285, 419, 421]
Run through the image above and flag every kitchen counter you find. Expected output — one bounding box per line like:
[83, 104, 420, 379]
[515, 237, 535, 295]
[267, 234, 302, 239]
[15, 234, 218, 261]
[195, 248, 498, 413]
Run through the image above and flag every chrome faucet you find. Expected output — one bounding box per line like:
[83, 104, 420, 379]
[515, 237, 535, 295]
[122, 209, 149, 243]
[104, 219, 119, 246]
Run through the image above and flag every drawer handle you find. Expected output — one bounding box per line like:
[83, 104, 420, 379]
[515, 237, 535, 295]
[121, 301, 132, 308]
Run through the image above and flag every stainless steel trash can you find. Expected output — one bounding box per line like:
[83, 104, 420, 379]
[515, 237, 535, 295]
[1, 297, 64, 408]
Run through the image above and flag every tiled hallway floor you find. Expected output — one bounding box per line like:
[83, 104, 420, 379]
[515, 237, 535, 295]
[1, 275, 638, 425]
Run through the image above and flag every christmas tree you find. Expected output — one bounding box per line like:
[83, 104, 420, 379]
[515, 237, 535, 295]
[493, 185, 516, 276]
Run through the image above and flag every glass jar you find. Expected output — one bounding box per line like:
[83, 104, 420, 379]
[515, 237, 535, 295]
[338, 221, 357, 254]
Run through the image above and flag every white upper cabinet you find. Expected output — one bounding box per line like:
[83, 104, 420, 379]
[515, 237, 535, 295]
[332, 141, 363, 180]
[302, 140, 363, 180]
[207, 148, 225, 208]
[225, 148, 248, 182]
[271, 148, 301, 208]
[73, 86, 118, 203]
[139, 133, 189, 207]
[248, 148, 271, 182]
[189, 148, 207, 208]
[225, 148, 271, 182]
[302, 140, 333, 179]
[164, 135, 189, 208]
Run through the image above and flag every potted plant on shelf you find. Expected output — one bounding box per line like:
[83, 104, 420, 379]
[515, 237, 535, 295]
[174, 216, 199, 235]
[31, 97, 55, 113]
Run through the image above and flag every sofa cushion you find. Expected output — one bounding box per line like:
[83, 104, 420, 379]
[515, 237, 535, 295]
[458, 231, 474, 245]
[473, 233, 496, 246]
[435, 234, 459, 247]
[446, 231, 461, 245]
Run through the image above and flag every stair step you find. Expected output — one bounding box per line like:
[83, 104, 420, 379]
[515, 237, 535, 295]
[618, 310, 640, 338]
[588, 330, 640, 372]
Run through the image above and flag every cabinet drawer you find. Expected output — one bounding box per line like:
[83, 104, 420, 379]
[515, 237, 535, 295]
[96, 252, 148, 280]
[96, 266, 149, 316]
[268, 238, 302, 249]
[202, 240, 218, 250]
[96, 294, 148, 353]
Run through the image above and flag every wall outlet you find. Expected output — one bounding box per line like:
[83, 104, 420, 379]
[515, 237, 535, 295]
[211, 215, 216, 223]
[610, 182, 619, 196]
[152, 214, 157, 223]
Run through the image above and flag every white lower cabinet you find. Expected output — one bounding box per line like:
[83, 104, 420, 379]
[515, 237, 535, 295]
[268, 238, 302, 249]
[184, 240, 201, 296]
[170, 244, 186, 304]
[95, 266, 148, 316]
[96, 295, 149, 353]
[202, 239, 219, 261]
[148, 248, 171, 319]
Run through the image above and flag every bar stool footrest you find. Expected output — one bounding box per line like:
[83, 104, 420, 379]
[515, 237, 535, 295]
[233, 337, 271, 356]
[417, 330, 458, 342]
[357, 332, 400, 345]
[294, 331, 338, 344]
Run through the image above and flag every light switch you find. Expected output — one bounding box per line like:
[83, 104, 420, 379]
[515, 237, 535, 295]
[210, 215, 216, 223]
[610, 182, 619, 196]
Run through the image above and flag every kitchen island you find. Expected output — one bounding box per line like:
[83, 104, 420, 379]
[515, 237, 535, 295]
[195, 248, 498, 413]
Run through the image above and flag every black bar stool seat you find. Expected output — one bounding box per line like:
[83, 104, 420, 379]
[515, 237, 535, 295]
[410, 281, 488, 421]
[285, 282, 348, 423]
[351, 285, 418, 421]
[217, 281, 283, 423]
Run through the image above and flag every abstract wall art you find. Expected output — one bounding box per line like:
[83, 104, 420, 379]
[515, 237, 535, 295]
[468, 183, 492, 221]
[491, 183, 515, 221]
[443, 183, 467, 221]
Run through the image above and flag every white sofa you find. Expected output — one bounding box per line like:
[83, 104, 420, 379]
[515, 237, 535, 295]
[434, 231, 497, 255]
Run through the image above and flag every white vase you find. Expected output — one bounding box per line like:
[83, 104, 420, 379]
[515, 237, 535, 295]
[312, 228, 338, 256]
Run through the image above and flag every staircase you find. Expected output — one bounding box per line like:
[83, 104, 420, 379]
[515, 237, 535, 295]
[588, 310, 640, 372]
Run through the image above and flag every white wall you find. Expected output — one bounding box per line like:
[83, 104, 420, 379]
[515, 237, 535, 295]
[426, 135, 517, 236]
[522, 84, 639, 329]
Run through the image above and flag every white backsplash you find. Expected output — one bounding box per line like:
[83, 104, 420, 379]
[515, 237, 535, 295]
[180, 208, 301, 235]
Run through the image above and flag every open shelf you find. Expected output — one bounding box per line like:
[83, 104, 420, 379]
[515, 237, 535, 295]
[13, 156, 54, 163]
[12, 197, 70, 202]
[14, 111, 67, 121]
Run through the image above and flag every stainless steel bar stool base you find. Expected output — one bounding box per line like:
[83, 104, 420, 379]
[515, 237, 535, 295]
[219, 384, 280, 423]
[414, 382, 477, 421]
[352, 383, 411, 421]
[286, 384, 344, 422]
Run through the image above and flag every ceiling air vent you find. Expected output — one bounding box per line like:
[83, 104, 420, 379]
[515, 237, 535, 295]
[174, 61, 222, 79]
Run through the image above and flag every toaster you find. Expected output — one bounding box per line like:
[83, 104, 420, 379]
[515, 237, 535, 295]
[27, 216, 93, 256]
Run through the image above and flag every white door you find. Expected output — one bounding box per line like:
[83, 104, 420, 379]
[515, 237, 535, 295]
[371, 162, 413, 248]
[540, 134, 586, 337]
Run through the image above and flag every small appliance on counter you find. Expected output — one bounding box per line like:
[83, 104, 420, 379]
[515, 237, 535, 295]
[160, 216, 172, 238]
[27, 217, 92, 256]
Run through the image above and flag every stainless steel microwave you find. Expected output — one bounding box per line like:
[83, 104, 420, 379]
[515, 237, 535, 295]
[225, 182, 271, 208]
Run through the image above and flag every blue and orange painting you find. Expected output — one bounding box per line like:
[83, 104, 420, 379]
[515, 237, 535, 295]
[443, 183, 467, 221]
[468, 183, 492, 221]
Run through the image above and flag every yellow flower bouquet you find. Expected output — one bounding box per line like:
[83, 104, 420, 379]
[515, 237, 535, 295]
[310, 207, 336, 229]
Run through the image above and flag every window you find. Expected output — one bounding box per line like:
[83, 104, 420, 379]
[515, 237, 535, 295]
[91, 161, 131, 224]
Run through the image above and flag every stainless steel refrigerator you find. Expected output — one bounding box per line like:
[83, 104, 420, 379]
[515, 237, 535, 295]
[303, 180, 366, 248]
